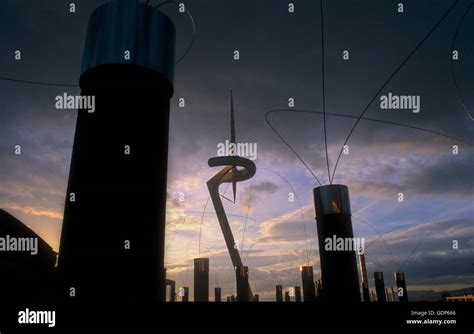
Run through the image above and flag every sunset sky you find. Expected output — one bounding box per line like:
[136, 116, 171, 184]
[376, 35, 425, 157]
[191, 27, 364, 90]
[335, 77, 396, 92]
[0, 0, 473, 300]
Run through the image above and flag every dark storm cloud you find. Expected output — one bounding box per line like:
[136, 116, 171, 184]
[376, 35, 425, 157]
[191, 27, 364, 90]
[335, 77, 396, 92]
[402, 152, 474, 196]
[347, 149, 474, 198]
[251, 181, 279, 194]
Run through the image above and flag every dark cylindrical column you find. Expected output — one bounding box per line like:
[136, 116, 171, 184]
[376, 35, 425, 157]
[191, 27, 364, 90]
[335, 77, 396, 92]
[226, 296, 231, 302]
[214, 287, 221, 302]
[395, 272, 408, 302]
[285, 291, 291, 302]
[253, 294, 260, 302]
[374, 272, 386, 303]
[276, 285, 283, 302]
[316, 279, 322, 298]
[301, 266, 316, 302]
[295, 286, 302, 302]
[230, 295, 236, 302]
[182, 287, 189, 302]
[58, 0, 176, 304]
[391, 287, 396, 302]
[358, 253, 370, 303]
[236, 266, 250, 302]
[313, 185, 361, 303]
[193, 258, 209, 302]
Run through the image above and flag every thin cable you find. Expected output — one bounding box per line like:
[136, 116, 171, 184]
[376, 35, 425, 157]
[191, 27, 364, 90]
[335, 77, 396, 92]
[399, 227, 424, 271]
[266, 109, 473, 154]
[0, 76, 78, 87]
[198, 196, 210, 257]
[155, 1, 196, 65]
[240, 185, 252, 256]
[330, 0, 459, 184]
[243, 242, 258, 265]
[198, 178, 231, 257]
[165, 218, 185, 252]
[265, 111, 323, 185]
[352, 215, 397, 269]
[451, 3, 474, 121]
[259, 167, 311, 265]
[320, 0, 331, 184]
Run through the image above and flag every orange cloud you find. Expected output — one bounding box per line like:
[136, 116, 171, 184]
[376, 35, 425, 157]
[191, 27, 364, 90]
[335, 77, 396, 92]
[5, 204, 63, 220]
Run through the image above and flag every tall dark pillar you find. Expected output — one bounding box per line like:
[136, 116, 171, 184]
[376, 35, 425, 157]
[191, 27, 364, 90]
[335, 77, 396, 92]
[374, 272, 386, 303]
[395, 272, 408, 302]
[214, 287, 221, 302]
[58, 0, 175, 304]
[236, 266, 250, 302]
[316, 279, 322, 298]
[313, 185, 361, 303]
[276, 285, 283, 302]
[358, 253, 371, 302]
[193, 258, 209, 302]
[370, 290, 376, 302]
[301, 266, 316, 302]
[295, 286, 302, 302]
[182, 287, 189, 302]
[165, 278, 176, 302]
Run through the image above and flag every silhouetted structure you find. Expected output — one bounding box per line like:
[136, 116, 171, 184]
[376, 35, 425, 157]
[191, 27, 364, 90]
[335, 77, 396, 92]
[207, 93, 256, 298]
[374, 272, 387, 303]
[182, 287, 189, 302]
[0, 209, 57, 304]
[358, 253, 370, 302]
[391, 287, 397, 302]
[313, 185, 361, 302]
[194, 258, 209, 302]
[166, 278, 176, 302]
[395, 272, 408, 302]
[215, 287, 221, 302]
[58, 0, 176, 304]
[316, 279, 323, 298]
[253, 294, 260, 302]
[285, 291, 291, 302]
[226, 296, 231, 302]
[236, 265, 250, 302]
[301, 266, 316, 301]
[295, 286, 302, 302]
[386, 288, 392, 302]
[276, 285, 283, 302]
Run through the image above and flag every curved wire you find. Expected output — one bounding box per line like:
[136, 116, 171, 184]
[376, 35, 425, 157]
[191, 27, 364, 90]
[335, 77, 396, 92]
[165, 218, 185, 252]
[265, 111, 323, 185]
[320, 0, 331, 184]
[330, 0, 459, 184]
[198, 196, 211, 257]
[258, 167, 311, 265]
[0, 76, 78, 87]
[451, 3, 474, 121]
[240, 185, 252, 256]
[154, 1, 196, 65]
[266, 108, 473, 148]
[399, 227, 424, 271]
[198, 180, 231, 257]
[352, 215, 398, 269]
